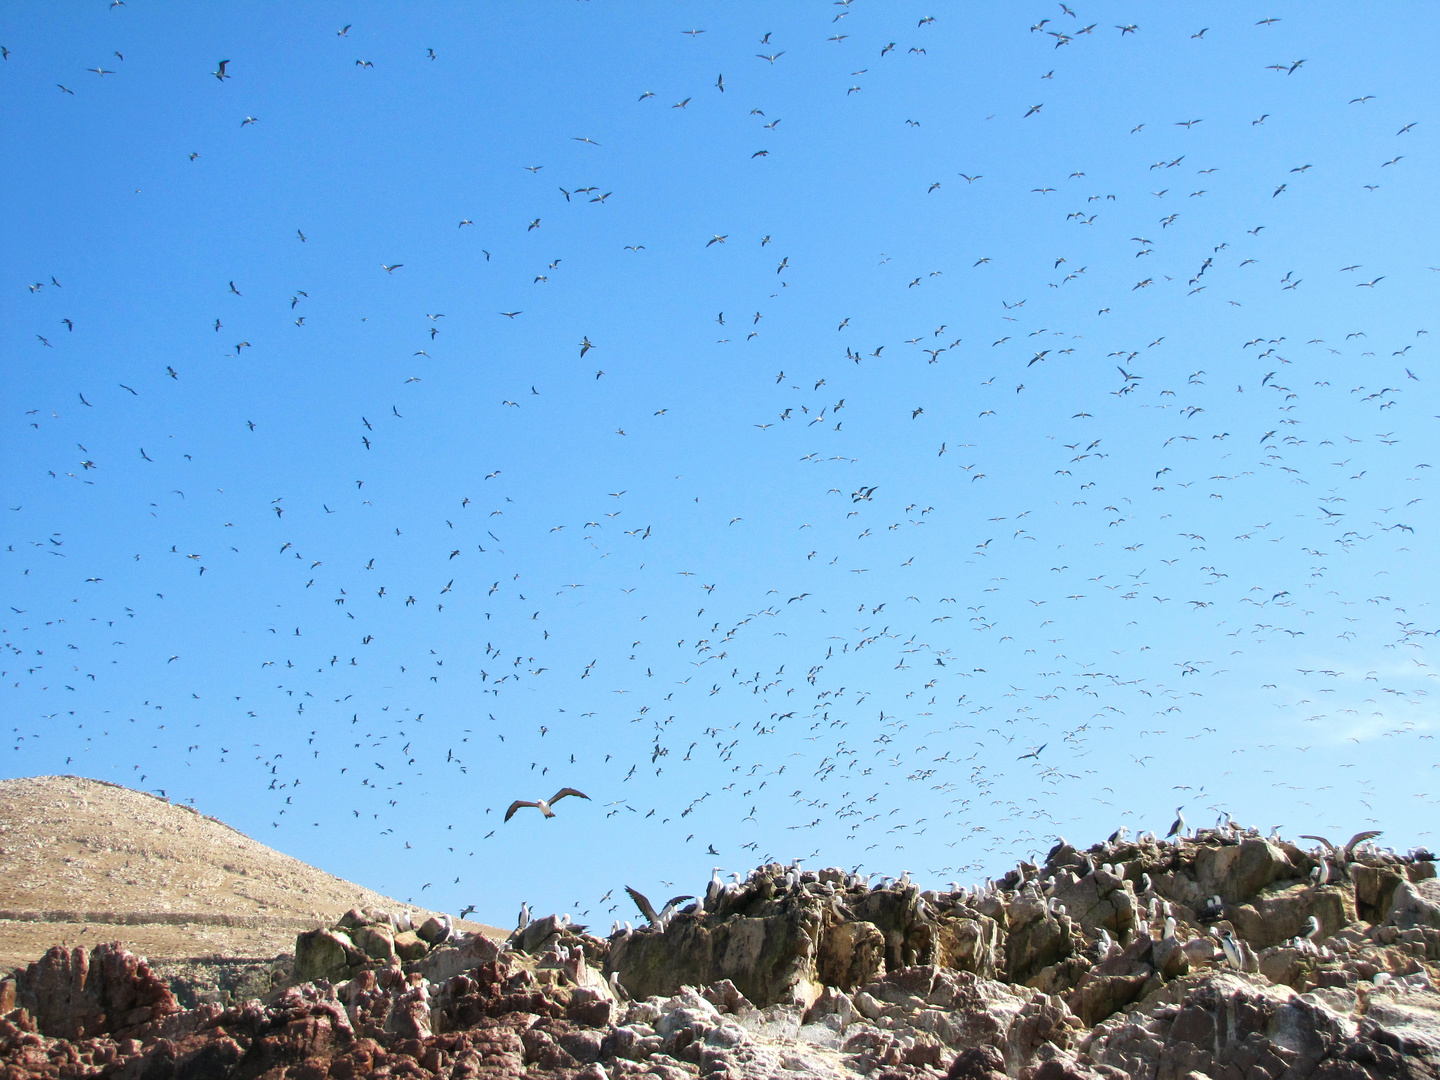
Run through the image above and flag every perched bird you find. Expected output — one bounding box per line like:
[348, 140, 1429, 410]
[1167, 807, 1187, 839]
[625, 886, 694, 928]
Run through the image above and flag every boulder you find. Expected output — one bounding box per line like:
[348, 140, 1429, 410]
[294, 927, 362, 982]
[410, 929, 501, 983]
[1258, 945, 1311, 989]
[1151, 935, 1189, 981]
[1192, 837, 1294, 904]
[1048, 871, 1138, 937]
[946, 1044, 1007, 1079]
[1387, 878, 1440, 932]
[416, 915, 450, 945]
[1006, 992, 1082, 1065]
[516, 912, 566, 954]
[350, 923, 397, 964]
[392, 930, 429, 962]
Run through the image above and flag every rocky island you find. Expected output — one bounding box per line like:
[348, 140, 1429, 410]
[4, 803, 1438, 1079]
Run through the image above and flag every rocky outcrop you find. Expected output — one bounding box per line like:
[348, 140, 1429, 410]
[2, 824, 1436, 1079]
[1084, 972, 1440, 1079]
[8, 941, 178, 1040]
[605, 867, 1003, 1008]
[292, 904, 486, 986]
[146, 954, 292, 1009]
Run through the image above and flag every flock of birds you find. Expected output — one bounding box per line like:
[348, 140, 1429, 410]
[3, 5, 1437, 927]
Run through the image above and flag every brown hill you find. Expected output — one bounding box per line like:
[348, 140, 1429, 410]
[0, 775, 497, 973]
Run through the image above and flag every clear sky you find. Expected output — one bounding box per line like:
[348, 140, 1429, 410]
[3, 2, 1437, 931]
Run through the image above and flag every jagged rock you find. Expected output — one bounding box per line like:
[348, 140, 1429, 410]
[516, 912, 568, 954]
[1008, 991, 1084, 1064]
[1030, 1059, 1129, 1080]
[818, 918, 886, 990]
[11, 942, 178, 1039]
[5, 824, 1439, 1079]
[1005, 899, 1075, 984]
[1048, 869, 1138, 938]
[568, 985, 614, 1027]
[1258, 944, 1313, 988]
[846, 886, 943, 972]
[410, 928, 501, 984]
[1357, 864, 1409, 924]
[1067, 937, 1156, 1027]
[934, 913, 1003, 979]
[607, 900, 825, 1006]
[335, 906, 368, 930]
[1083, 971, 1440, 1079]
[298, 906, 470, 985]
[1365, 982, 1440, 1056]
[1183, 933, 1219, 967]
[865, 965, 1035, 1060]
[804, 984, 855, 1029]
[701, 978, 753, 1017]
[1152, 936, 1189, 981]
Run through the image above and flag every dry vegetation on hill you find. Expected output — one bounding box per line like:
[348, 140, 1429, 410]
[0, 776, 497, 973]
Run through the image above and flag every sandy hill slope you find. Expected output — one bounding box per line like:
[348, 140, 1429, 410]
[0, 775, 495, 972]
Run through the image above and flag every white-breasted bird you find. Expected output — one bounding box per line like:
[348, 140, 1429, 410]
[504, 787, 590, 821]
[1219, 929, 1244, 970]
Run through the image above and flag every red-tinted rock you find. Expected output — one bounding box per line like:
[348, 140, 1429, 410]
[14, 943, 178, 1040]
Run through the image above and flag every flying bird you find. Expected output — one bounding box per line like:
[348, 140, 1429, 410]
[504, 787, 590, 821]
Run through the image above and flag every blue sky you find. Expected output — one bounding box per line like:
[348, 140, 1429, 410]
[3, 2, 1437, 929]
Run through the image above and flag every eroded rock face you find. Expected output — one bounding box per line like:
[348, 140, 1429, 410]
[12, 941, 178, 1040]
[606, 866, 1006, 1008]
[607, 900, 825, 1007]
[4, 826, 1437, 1079]
[1228, 880, 1354, 951]
[1084, 972, 1440, 1080]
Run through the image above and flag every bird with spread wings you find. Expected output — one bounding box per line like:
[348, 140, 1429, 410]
[504, 787, 590, 822]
